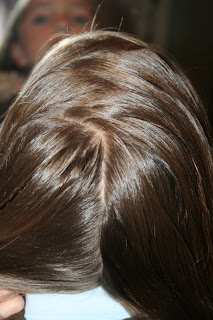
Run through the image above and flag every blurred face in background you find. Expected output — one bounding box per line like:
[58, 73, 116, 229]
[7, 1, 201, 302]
[11, 0, 94, 69]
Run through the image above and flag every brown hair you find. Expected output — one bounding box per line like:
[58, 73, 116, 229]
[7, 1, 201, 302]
[0, 31, 212, 319]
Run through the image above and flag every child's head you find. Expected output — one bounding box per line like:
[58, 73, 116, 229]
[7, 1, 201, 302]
[0, 0, 95, 73]
[0, 31, 213, 319]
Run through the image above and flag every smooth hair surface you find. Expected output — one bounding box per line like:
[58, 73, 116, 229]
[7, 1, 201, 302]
[0, 31, 213, 320]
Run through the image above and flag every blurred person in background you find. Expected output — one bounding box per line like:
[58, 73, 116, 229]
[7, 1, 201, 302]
[0, 0, 96, 119]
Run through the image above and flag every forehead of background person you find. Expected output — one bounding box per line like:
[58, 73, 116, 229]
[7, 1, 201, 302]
[21, 0, 93, 16]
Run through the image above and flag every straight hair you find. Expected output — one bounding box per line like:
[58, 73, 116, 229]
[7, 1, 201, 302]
[0, 31, 212, 319]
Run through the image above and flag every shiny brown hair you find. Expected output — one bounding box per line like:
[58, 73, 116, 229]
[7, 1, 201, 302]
[0, 31, 212, 319]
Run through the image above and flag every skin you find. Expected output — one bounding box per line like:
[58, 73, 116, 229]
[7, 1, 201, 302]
[11, 0, 94, 69]
[0, 0, 94, 106]
[0, 290, 24, 319]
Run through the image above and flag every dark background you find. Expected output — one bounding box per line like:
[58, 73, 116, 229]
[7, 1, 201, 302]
[97, 0, 213, 128]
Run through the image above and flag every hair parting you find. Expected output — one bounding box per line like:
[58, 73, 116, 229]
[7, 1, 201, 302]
[0, 31, 212, 319]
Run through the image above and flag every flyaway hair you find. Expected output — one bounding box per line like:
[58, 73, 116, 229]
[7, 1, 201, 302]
[0, 31, 212, 319]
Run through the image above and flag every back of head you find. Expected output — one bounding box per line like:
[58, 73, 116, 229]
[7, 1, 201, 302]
[0, 31, 212, 319]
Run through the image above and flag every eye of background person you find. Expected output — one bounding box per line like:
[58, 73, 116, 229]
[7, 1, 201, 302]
[33, 15, 50, 25]
[73, 16, 89, 25]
